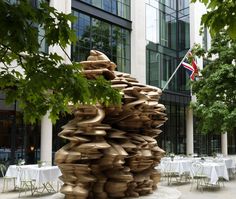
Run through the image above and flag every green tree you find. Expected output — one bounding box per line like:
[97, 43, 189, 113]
[191, 0, 236, 40]
[0, 0, 121, 123]
[191, 31, 236, 134]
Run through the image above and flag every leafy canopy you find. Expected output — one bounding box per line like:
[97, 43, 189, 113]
[191, 30, 236, 134]
[0, 0, 121, 123]
[191, 0, 236, 40]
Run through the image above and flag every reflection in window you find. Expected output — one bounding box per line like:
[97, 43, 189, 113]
[162, 54, 178, 90]
[146, 4, 159, 43]
[80, 0, 130, 20]
[146, 48, 190, 92]
[178, 15, 190, 50]
[159, 102, 187, 154]
[202, 27, 208, 51]
[160, 11, 177, 49]
[72, 10, 131, 73]
[178, 0, 189, 11]
[92, 0, 102, 8]
[147, 50, 160, 86]
[146, 0, 190, 92]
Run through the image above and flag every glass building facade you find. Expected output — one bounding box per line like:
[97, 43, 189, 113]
[80, 0, 130, 20]
[71, 10, 131, 72]
[1, 0, 236, 167]
[71, 0, 131, 73]
[0, 0, 131, 165]
[145, 0, 191, 154]
[0, 93, 41, 165]
[53, 0, 131, 160]
[146, 0, 190, 92]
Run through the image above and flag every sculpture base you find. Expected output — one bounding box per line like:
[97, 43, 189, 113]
[52, 186, 181, 199]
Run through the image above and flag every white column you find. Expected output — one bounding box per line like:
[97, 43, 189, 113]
[49, 0, 71, 64]
[221, 132, 228, 156]
[39, 0, 70, 165]
[130, 0, 146, 84]
[186, 107, 194, 155]
[40, 111, 53, 165]
[189, 1, 206, 70]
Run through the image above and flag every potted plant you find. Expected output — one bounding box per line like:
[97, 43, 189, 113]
[17, 159, 25, 166]
[37, 160, 46, 168]
[212, 152, 217, 158]
[169, 153, 175, 161]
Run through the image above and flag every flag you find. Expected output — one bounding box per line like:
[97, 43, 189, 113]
[182, 52, 199, 81]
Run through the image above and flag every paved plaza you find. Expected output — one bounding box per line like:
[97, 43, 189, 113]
[0, 177, 236, 199]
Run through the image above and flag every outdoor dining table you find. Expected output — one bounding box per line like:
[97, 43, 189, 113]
[158, 159, 192, 175]
[5, 164, 62, 194]
[192, 161, 229, 185]
[222, 158, 236, 169]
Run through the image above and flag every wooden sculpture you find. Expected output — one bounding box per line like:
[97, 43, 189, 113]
[55, 50, 167, 199]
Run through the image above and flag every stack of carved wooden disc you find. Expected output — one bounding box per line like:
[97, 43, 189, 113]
[55, 50, 167, 199]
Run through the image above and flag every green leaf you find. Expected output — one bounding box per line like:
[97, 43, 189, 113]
[227, 20, 236, 40]
[0, 0, 121, 124]
[192, 30, 236, 134]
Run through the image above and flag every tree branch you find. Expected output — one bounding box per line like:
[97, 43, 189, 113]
[59, 44, 73, 64]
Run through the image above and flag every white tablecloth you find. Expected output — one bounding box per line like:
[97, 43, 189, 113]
[222, 158, 235, 169]
[6, 165, 62, 186]
[158, 159, 192, 175]
[193, 162, 229, 185]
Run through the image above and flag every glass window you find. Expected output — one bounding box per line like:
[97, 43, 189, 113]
[92, 0, 102, 8]
[178, 0, 189, 11]
[102, 0, 112, 11]
[160, 11, 177, 49]
[149, 0, 159, 8]
[147, 48, 186, 92]
[158, 102, 187, 154]
[160, 54, 177, 90]
[111, 0, 117, 14]
[81, 0, 91, 3]
[146, 0, 190, 92]
[202, 27, 208, 51]
[160, 0, 176, 10]
[0, 94, 41, 165]
[178, 15, 190, 50]
[81, 0, 130, 20]
[149, 51, 160, 86]
[146, 4, 159, 43]
[194, 131, 222, 155]
[91, 19, 112, 54]
[228, 133, 236, 154]
[72, 10, 131, 73]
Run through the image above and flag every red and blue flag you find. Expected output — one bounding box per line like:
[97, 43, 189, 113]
[182, 52, 199, 81]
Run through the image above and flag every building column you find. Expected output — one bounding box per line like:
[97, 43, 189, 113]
[40, 111, 53, 165]
[39, 0, 70, 165]
[186, 107, 194, 155]
[130, 0, 146, 84]
[221, 132, 228, 156]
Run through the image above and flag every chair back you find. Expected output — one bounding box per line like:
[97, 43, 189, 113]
[17, 166, 27, 181]
[164, 161, 178, 173]
[191, 162, 204, 176]
[163, 161, 170, 173]
[0, 164, 6, 177]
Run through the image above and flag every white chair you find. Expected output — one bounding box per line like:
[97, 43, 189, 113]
[17, 167, 36, 197]
[190, 162, 208, 191]
[0, 164, 16, 192]
[162, 161, 180, 185]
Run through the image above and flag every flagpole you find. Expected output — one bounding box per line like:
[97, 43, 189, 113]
[162, 47, 193, 91]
